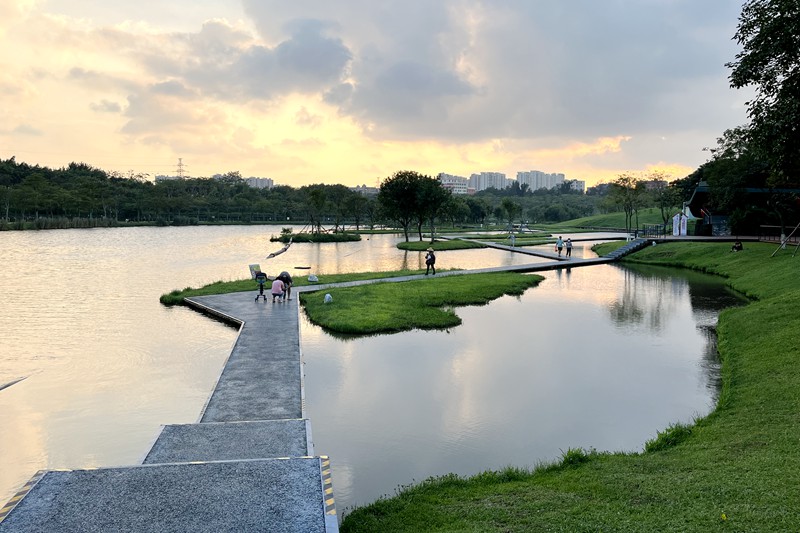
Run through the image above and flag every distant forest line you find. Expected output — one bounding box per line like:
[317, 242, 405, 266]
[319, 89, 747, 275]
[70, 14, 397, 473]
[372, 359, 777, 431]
[0, 157, 689, 231]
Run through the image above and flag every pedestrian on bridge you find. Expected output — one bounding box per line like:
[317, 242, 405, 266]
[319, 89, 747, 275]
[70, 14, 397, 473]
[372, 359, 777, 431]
[555, 236, 564, 257]
[565, 238, 573, 258]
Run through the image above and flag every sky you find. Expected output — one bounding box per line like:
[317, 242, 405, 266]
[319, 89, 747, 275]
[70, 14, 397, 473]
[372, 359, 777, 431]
[1, 0, 751, 188]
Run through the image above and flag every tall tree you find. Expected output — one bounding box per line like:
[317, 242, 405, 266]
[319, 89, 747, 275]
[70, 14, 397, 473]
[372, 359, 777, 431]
[609, 174, 644, 234]
[500, 197, 522, 227]
[414, 176, 450, 241]
[727, 0, 800, 183]
[378, 170, 422, 242]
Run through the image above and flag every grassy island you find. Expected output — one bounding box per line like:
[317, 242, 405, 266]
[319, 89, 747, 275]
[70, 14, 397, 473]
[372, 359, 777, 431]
[300, 272, 542, 334]
[396, 239, 486, 251]
[340, 241, 800, 532]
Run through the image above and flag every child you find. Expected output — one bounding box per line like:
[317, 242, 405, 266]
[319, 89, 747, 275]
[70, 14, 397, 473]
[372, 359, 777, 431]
[271, 278, 286, 302]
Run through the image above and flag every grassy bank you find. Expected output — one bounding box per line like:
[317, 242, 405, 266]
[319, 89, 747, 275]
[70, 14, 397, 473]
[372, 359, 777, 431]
[300, 272, 543, 335]
[340, 241, 800, 532]
[552, 207, 666, 230]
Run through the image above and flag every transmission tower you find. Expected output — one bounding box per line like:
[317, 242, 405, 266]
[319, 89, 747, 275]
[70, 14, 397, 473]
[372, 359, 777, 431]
[176, 158, 187, 178]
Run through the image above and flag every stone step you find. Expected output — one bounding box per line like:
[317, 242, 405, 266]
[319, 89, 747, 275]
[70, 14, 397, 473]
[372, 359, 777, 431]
[0, 458, 336, 533]
[143, 419, 314, 464]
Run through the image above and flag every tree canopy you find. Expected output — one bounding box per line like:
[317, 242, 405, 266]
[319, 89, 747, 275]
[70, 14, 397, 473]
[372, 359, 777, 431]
[727, 0, 800, 183]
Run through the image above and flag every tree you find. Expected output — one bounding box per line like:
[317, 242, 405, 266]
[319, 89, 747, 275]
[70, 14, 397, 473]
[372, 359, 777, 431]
[647, 171, 680, 233]
[500, 198, 522, 227]
[727, 0, 800, 183]
[609, 174, 645, 234]
[346, 193, 368, 230]
[378, 171, 423, 242]
[414, 176, 450, 241]
[302, 185, 327, 234]
[465, 197, 489, 224]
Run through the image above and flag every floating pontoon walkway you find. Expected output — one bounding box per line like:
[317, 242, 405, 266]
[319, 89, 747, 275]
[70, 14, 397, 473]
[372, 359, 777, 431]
[0, 296, 338, 533]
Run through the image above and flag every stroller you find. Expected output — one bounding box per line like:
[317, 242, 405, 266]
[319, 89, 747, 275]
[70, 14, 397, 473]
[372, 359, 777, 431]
[254, 271, 269, 301]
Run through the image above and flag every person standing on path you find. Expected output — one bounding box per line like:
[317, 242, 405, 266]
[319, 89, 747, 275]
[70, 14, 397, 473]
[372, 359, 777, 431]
[425, 247, 436, 275]
[565, 238, 573, 258]
[555, 236, 564, 257]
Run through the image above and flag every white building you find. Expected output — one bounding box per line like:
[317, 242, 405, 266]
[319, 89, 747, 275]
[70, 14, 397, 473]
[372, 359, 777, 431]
[245, 177, 274, 189]
[437, 173, 469, 195]
[350, 184, 380, 196]
[516, 170, 565, 191]
[154, 175, 183, 182]
[469, 172, 508, 192]
[568, 180, 586, 193]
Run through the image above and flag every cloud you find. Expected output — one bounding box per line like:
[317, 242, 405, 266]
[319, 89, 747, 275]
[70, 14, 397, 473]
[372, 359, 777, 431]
[1, 0, 750, 185]
[241, 0, 746, 147]
[12, 124, 43, 136]
[90, 99, 123, 113]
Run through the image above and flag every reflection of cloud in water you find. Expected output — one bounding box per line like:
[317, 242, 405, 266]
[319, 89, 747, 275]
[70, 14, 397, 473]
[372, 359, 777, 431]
[302, 260, 745, 511]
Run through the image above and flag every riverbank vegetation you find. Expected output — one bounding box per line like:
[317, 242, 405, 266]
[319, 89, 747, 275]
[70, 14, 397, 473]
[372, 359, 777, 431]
[1, 157, 690, 235]
[339, 241, 800, 532]
[299, 272, 543, 334]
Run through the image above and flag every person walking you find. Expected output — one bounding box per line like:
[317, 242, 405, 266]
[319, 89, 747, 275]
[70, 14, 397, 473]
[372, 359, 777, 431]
[425, 247, 436, 275]
[565, 238, 573, 258]
[555, 236, 564, 257]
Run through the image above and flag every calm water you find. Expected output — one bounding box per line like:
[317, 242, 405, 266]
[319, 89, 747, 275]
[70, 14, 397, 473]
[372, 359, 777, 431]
[0, 226, 742, 513]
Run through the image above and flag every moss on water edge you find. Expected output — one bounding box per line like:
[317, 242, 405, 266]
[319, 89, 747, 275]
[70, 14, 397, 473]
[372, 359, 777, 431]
[340, 241, 800, 532]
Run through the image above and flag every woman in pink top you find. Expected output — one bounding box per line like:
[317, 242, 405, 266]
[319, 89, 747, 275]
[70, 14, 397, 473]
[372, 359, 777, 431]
[271, 279, 285, 302]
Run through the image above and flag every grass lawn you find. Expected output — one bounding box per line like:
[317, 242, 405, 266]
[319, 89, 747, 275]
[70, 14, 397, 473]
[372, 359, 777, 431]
[340, 241, 800, 532]
[552, 207, 667, 230]
[396, 239, 486, 251]
[300, 272, 543, 334]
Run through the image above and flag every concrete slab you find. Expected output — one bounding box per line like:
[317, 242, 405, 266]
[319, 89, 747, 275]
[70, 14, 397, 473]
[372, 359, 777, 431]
[143, 419, 313, 464]
[184, 296, 305, 423]
[0, 459, 330, 533]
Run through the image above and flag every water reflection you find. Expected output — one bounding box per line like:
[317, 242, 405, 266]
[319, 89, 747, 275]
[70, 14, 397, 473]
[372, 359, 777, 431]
[301, 263, 746, 512]
[0, 226, 743, 515]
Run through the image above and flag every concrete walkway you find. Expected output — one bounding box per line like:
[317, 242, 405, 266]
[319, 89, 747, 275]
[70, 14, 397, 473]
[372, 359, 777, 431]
[0, 295, 338, 533]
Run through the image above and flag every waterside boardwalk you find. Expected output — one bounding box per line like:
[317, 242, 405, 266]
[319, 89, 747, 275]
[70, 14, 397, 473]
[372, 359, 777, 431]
[1, 241, 654, 531]
[0, 296, 338, 533]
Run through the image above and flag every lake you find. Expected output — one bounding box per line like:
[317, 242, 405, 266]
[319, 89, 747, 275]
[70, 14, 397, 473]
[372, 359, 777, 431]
[0, 226, 744, 513]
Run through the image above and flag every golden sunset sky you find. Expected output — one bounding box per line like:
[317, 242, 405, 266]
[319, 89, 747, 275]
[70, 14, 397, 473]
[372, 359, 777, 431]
[1, 1, 750, 187]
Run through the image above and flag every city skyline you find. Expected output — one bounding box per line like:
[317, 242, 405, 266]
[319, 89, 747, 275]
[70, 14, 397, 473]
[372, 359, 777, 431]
[2, 1, 750, 188]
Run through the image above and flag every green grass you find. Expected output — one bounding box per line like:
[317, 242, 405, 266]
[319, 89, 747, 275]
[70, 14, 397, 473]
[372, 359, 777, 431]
[553, 207, 667, 229]
[396, 239, 486, 251]
[340, 241, 800, 532]
[299, 272, 543, 335]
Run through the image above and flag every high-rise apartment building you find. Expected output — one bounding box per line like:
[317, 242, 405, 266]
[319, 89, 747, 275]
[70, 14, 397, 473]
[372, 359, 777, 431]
[245, 177, 274, 189]
[516, 170, 565, 191]
[469, 172, 508, 192]
[437, 173, 469, 195]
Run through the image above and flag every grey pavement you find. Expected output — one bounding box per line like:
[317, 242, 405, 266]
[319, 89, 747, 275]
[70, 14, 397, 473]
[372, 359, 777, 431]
[0, 459, 327, 533]
[0, 293, 337, 533]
